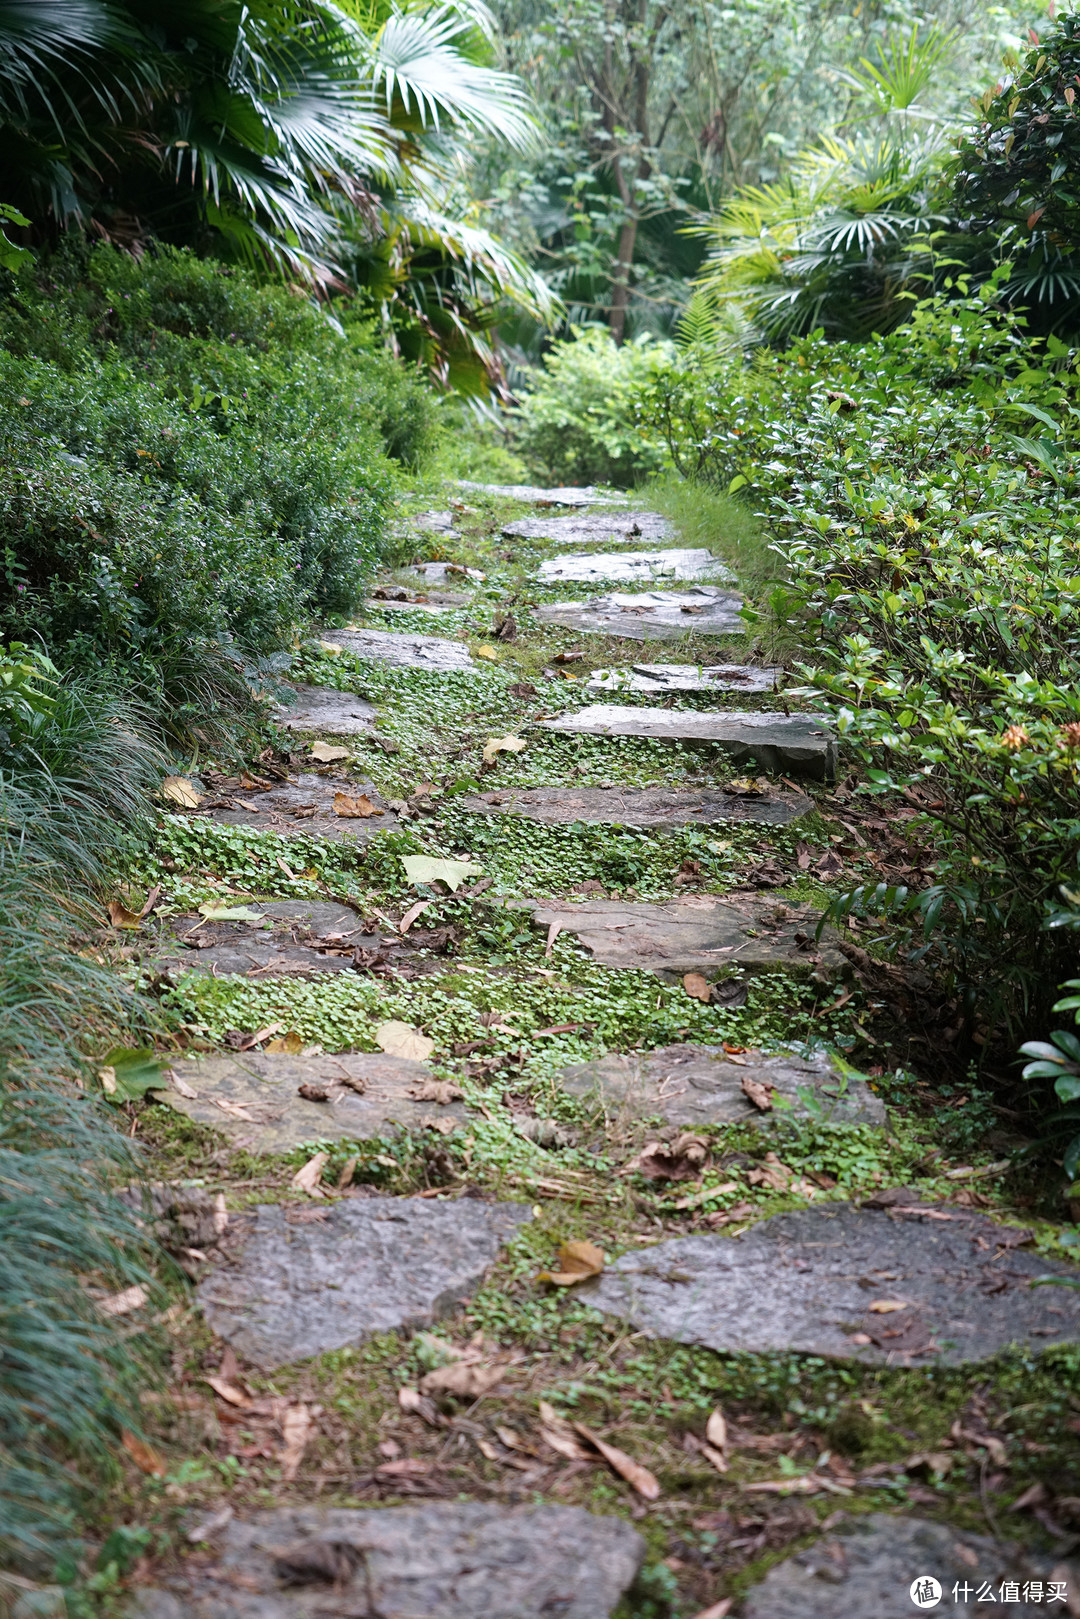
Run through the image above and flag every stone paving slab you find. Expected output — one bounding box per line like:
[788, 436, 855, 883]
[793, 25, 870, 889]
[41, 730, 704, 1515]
[408, 509, 457, 534]
[537, 548, 735, 585]
[462, 782, 811, 828]
[128, 1502, 644, 1619]
[541, 707, 838, 780]
[583, 1203, 1080, 1364]
[558, 1044, 886, 1128]
[198, 1197, 532, 1369]
[460, 480, 627, 507]
[589, 662, 780, 695]
[523, 894, 845, 975]
[535, 587, 743, 640]
[741, 1513, 1067, 1619]
[187, 772, 397, 843]
[274, 685, 376, 735]
[504, 511, 671, 545]
[155, 1051, 468, 1152]
[327, 626, 475, 671]
[365, 596, 466, 615]
[148, 898, 376, 979]
[408, 561, 484, 584]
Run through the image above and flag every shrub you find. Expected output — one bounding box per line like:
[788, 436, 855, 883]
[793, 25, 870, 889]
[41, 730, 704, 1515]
[513, 326, 673, 487]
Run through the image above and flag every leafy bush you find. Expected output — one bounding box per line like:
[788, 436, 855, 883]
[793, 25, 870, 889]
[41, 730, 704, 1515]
[0, 246, 434, 727]
[513, 327, 673, 486]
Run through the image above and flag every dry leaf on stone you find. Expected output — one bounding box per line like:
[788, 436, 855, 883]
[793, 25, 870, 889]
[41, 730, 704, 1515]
[333, 791, 383, 818]
[399, 899, 433, 934]
[291, 1151, 327, 1195]
[121, 1429, 166, 1477]
[168, 1071, 198, 1099]
[409, 1080, 463, 1104]
[419, 1361, 504, 1398]
[573, 1422, 661, 1501]
[310, 741, 350, 763]
[280, 1403, 316, 1482]
[98, 1284, 148, 1317]
[375, 1020, 435, 1062]
[682, 972, 712, 1003]
[482, 734, 527, 765]
[629, 1133, 709, 1182]
[161, 775, 201, 808]
[537, 1239, 605, 1287]
[297, 1083, 330, 1102]
[741, 1075, 775, 1112]
[868, 1299, 909, 1314]
[401, 854, 482, 892]
[265, 1032, 303, 1055]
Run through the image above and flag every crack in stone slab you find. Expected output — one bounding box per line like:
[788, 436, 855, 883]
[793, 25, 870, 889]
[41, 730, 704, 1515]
[534, 587, 743, 640]
[154, 1050, 467, 1153]
[197, 1197, 532, 1369]
[462, 782, 811, 828]
[127, 1502, 644, 1618]
[540, 706, 838, 780]
[504, 511, 671, 545]
[588, 663, 780, 695]
[557, 1044, 886, 1128]
[582, 1204, 1080, 1364]
[538, 549, 735, 585]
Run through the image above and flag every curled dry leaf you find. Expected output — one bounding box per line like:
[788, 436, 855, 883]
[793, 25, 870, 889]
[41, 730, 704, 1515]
[399, 898, 433, 934]
[572, 1422, 660, 1501]
[297, 1083, 329, 1103]
[537, 1401, 593, 1462]
[168, 1071, 198, 1099]
[419, 1360, 504, 1399]
[291, 1151, 328, 1195]
[482, 734, 527, 765]
[536, 1238, 605, 1287]
[204, 1375, 250, 1408]
[706, 1407, 728, 1458]
[409, 1080, 464, 1105]
[280, 1403, 316, 1482]
[121, 1429, 166, 1477]
[333, 791, 383, 818]
[265, 1032, 304, 1055]
[682, 972, 712, 1003]
[310, 740, 350, 763]
[746, 1151, 793, 1191]
[629, 1133, 710, 1182]
[375, 1019, 435, 1062]
[741, 1074, 775, 1112]
[162, 775, 201, 808]
[107, 899, 144, 930]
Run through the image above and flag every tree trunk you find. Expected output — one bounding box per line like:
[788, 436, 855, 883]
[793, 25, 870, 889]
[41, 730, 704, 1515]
[609, 213, 638, 345]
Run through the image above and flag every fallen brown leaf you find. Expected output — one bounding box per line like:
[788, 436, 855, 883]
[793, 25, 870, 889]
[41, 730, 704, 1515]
[291, 1151, 328, 1195]
[682, 972, 712, 1003]
[280, 1403, 315, 1481]
[706, 1407, 728, 1458]
[537, 1401, 593, 1461]
[375, 1020, 435, 1062]
[107, 899, 144, 930]
[741, 1074, 775, 1112]
[690, 1603, 732, 1619]
[121, 1429, 166, 1477]
[399, 898, 433, 934]
[482, 734, 527, 765]
[629, 1133, 709, 1182]
[536, 1238, 605, 1287]
[204, 1376, 251, 1408]
[162, 775, 201, 808]
[297, 1083, 329, 1103]
[98, 1284, 148, 1317]
[419, 1361, 504, 1399]
[310, 741, 350, 762]
[573, 1421, 660, 1500]
[409, 1080, 464, 1105]
[333, 791, 383, 818]
[868, 1299, 909, 1314]
[746, 1151, 792, 1191]
[264, 1031, 304, 1055]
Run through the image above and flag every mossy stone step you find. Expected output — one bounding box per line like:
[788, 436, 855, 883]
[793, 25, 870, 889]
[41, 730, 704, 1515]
[323, 626, 476, 671]
[197, 1197, 530, 1370]
[182, 771, 397, 843]
[461, 479, 629, 507]
[588, 662, 780, 695]
[154, 1050, 468, 1152]
[274, 685, 376, 735]
[535, 586, 743, 641]
[582, 1203, 1080, 1364]
[537, 548, 734, 585]
[463, 781, 811, 828]
[558, 1043, 885, 1128]
[541, 705, 838, 780]
[147, 899, 428, 981]
[128, 1502, 644, 1619]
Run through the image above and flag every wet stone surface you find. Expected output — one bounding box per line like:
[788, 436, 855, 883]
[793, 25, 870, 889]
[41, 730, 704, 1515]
[146, 899, 426, 981]
[185, 772, 396, 844]
[273, 686, 376, 735]
[523, 894, 845, 976]
[325, 626, 475, 671]
[588, 662, 780, 695]
[534, 586, 743, 640]
[537, 548, 734, 585]
[583, 1204, 1080, 1364]
[460, 479, 627, 506]
[154, 1050, 468, 1153]
[542, 706, 838, 780]
[198, 1197, 532, 1369]
[128, 1501, 644, 1619]
[505, 511, 672, 546]
[740, 1513, 1071, 1619]
[558, 1044, 886, 1128]
[463, 782, 811, 828]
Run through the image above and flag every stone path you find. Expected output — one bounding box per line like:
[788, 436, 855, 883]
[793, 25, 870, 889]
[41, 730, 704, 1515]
[542, 705, 838, 779]
[127, 482, 1080, 1619]
[459, 480, 628, 506]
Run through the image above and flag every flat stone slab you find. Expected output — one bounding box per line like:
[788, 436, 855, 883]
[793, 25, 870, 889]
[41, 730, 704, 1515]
[274, 685, 376, 735]
[148, 898, 374, 979]
[583, 1204, 1080, 1364]
[155, 1051, 468, 1152]
[524, 894, 844, 975]
[198, 1197, 531, 1369]
[559, 1044, 885, 1128]
[463, 783, 811, 828]
[460, 480, 627, 507]
[538, 548, 734, 585]
[186, 772, 397, 844]
[365, 596, 465, 615]
[589, 662, 780, 695]
[535, 587, 743, 640]
[326, 626, 475, 672]
[409, 509, 457, 534]
[541, 707, 837, 780]
[504, 511, 670, 545]
[129, 1502, 644, 1619]
[408, 561, 484, 584]
[742, 1513, 1066, 1619]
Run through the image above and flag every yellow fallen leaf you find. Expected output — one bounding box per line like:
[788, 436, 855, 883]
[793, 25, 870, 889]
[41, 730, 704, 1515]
[311, 741, 350, 763]
[264, 1032, 304, 1054]
[573, 1421, 660, 1500]
[107, 899, 144, 930]
[375, 1020, 435, 1062]
[868, 1299, 909, 1313]
[333, 791, 383, 818]
[482, 734, 527, 765]
[682, 971, 712, 1003]
[292, 1151, 328, 1195]
[121, 1429, 166, 1477]
[475, 645, 498, 660]
[161, 775, 201, 808]
[537, 1238, 605, 1287]
[318, 640, 342, 655]
[706, 1407, 728, 1458]
[98, 1065, 117, 1096]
